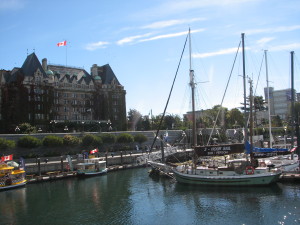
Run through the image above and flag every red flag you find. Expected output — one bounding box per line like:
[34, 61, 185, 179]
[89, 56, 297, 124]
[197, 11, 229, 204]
[90, 148, 98, 154]
[290, 147, 297, 152]
[1, 154, 13, 162]
[57, 40, 67, 47]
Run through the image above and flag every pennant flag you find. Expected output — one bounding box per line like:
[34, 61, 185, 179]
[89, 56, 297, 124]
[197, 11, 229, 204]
[90, 148, 98, 154]
[57, 40, 67, 47]
[1, 154, 13, 162]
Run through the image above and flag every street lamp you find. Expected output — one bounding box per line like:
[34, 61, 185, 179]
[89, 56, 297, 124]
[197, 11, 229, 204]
[50, 120, 57, 133]
[107, 119, 112, 132]
[82, 121, 85, 132]
[64, 126, 69, 133]
[38, 128, 42, 133]
[15, 126, 20, 134]
[98, 121, 102, 133]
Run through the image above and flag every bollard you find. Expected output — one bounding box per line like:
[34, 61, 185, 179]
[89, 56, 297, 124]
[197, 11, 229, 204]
[60, 156, 64, 172]
[105, 153, 108, 164]
[37, 158, 41, 176]
[121, 151, 123, 165]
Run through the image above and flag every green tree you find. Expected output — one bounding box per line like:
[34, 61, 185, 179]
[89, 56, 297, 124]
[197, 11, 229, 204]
[226, 108, 244, 128]
[127, 109, 142, 131]
[19, 123, 36, 134]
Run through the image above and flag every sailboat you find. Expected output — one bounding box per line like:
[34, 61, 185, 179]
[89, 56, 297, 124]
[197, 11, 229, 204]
[246, 50, 299, 172]
[172, 31, 282, 186]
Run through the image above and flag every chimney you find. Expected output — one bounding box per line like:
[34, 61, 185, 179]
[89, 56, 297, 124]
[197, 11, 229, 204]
[91, 64, 98, 77]
[42, 58, 48, 71]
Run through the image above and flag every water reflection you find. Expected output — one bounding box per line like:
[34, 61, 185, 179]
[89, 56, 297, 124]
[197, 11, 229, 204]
[0, 168, 299, 225]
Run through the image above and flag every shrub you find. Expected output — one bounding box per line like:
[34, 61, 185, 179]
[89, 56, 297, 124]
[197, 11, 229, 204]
[17, 136, 42, 148]
[116, 133, 134, 144]
[82, 134, 102, 148]
[42, 135, 64, 147]
[100, 133, 116, 144]
[134, 134, 148, 145]
[0, 138, 15, 150]
[63, 135, 81, 146]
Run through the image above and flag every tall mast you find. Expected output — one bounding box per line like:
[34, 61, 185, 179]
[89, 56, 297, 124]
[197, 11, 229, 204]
[265, 50, 272, 148]
[249, 78, 254, 163]
[189, 28, 197, 148]
[242, 33, 248, 144]
[291, 51, 295, 151]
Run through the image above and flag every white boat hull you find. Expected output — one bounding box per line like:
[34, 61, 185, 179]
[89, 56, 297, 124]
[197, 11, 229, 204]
[172, 169, 281, 186]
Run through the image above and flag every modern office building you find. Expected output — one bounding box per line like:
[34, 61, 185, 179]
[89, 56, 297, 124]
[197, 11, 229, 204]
[0, 53, 127, 133]
[264, 87, 296, 120]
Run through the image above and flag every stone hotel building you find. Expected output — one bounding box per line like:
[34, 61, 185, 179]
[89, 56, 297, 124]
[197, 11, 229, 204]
[0, 53, 127, 133]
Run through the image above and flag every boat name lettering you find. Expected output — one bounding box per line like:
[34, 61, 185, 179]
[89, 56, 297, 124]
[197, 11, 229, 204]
[210, 146, 231, 151]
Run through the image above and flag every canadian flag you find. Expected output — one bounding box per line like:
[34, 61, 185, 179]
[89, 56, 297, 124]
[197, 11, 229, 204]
[57, 40, 67, 47]
[90, 148, 98, 154]
[1, 154, 13, 162]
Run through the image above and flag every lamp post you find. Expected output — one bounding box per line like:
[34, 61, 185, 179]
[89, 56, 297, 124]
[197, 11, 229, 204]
[64, 126, 69, 133]
[82, 121, 85, 132]
[38, 128, 42, 133]
[15, 126, 20, 134]
[107, 119, 112, 132]
[98, 121, 102, 133]
[50, 120, 57, 133]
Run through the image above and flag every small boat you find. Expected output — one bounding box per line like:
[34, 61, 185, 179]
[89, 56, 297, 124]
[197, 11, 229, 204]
[0, 161, 26, 190]
[258, 154, 299, 172]
[76, 158, 108, 176]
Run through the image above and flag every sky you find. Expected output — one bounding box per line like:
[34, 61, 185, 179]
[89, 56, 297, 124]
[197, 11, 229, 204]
[1, 0, 300, 117]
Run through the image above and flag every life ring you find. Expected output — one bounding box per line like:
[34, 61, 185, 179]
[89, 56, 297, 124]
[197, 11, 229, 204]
[245, 166, 254, 175]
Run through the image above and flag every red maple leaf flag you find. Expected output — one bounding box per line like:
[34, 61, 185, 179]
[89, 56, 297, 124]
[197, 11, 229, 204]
[90, 148, 99, 154]
[1, 154, 13, 162]
[57, 40, 67, 47]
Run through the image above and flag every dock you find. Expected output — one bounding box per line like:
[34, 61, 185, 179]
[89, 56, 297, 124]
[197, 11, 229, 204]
[279, 172, 300, 182]
[26, 163, 147, 184]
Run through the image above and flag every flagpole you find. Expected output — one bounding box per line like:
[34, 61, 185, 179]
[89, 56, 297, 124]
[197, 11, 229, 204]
[66, 39, 67, 67]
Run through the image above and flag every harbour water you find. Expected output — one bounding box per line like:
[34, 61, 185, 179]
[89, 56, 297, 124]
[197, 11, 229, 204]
[1, 167, 299, 225]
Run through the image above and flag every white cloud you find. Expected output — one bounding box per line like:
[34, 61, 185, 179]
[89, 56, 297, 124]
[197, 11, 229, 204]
[117, 33, 152, 45]
[141, 18, 206, 29]
[193, 47, 243, 58]
[157, 0, 256, 14]
[256, 37, 275, 45]
[245, 25, 300, 35]
[139, 29, 205, 43]
[270, 43, 300, 51]
[0, 0, 24, 10]
[85, 41, 109, 51]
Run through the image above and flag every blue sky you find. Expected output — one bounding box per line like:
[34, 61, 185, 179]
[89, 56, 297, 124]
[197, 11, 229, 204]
[1, 0, 300, 117]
